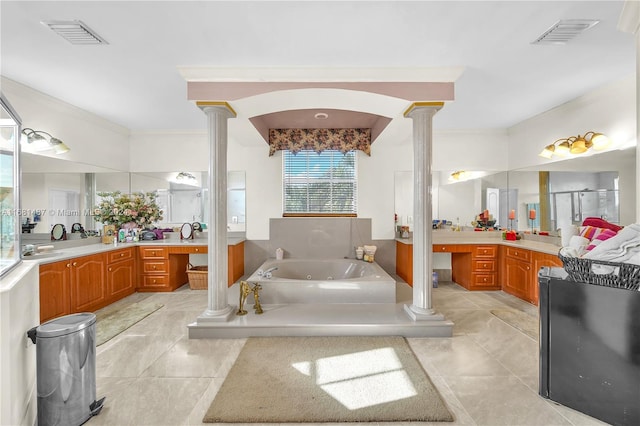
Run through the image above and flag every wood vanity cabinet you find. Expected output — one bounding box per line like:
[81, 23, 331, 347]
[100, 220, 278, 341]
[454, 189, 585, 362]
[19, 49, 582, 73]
[501, 246, 563, 305]
[106, 247, 135, 303]
[138, 246, 172, 291]
[68, 252, 108, 313]
[503, 247, 531, 301]
[40, 252, 108, 322]
[39, 260, 72, 323]
[228, 241, 245, 286]
[396, 241, 413, 285]
[529, 252, 563, 304]
[470, 245, 499, 290]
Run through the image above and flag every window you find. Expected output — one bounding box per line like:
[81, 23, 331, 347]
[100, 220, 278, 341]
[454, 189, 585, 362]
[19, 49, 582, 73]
[283, 150, 357, 216]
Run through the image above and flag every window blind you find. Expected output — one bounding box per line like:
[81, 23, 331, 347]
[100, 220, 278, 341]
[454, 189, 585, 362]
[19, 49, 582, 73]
[283, 150, 357, 214]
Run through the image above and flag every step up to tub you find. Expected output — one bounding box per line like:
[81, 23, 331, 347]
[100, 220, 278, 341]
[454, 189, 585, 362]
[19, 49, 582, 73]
[187, 303, 453, 338]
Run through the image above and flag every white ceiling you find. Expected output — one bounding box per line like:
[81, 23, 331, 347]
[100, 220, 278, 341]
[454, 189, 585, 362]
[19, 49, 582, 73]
[1, 1, 635, 138]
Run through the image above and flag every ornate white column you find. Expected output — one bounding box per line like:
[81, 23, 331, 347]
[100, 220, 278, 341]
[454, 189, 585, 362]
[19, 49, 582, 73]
[403, 102, 445, 321]
[196, 102, 236, 322]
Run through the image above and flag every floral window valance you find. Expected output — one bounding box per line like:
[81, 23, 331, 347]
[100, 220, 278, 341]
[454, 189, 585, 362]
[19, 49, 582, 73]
[268, 128, 371, 156]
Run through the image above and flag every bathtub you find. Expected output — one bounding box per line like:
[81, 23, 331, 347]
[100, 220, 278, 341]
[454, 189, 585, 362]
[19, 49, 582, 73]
[240, 258, 396, 304]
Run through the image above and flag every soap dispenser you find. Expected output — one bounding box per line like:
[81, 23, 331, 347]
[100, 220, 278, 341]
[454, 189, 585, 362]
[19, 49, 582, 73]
[276, 247, 284, 260]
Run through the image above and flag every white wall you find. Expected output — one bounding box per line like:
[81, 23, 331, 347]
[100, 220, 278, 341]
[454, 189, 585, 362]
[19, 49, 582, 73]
[1, 78, 130, 172]
[507, 75, 636, 171]
[0, 263, 39, 426]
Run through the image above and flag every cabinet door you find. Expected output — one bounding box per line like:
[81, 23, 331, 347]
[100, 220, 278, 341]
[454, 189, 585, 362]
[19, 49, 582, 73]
[504, 257, 530, 300]
[530, 253, 563, 305]
[70, 253, 107, 312]
[228, 242, 245, 286]
[107, 258, 135, 302]
[395, 241, 413, 286]
[39, 261, 71, 322]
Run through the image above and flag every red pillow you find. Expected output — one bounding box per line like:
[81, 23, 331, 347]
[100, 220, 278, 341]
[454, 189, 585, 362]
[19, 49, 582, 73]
[581, 217, 622, 233]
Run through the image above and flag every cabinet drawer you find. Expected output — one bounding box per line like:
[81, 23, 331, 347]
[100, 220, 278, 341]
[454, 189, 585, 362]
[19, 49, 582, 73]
[168, 245, 207, 254]
[109, 248, 133, 263]
[506, 247, 530, 261]
[141, 275, 169, 288]
[433, 244, 458, 253]
[472, 273, 496, 287]
[474, 245, 496, 258]
[139, 247, 168, 259]
[142, 260, 169, 273]
[473, 259, 496, 272]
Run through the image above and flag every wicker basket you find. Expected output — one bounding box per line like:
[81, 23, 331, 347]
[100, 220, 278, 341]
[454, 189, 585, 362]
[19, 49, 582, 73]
[186, 263, 208, 290]
[559, 252, 640, 291]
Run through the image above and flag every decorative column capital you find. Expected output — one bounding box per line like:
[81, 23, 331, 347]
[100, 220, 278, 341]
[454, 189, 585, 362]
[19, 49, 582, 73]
[403, 102, 444, 117]
[196, 101, 237, 117]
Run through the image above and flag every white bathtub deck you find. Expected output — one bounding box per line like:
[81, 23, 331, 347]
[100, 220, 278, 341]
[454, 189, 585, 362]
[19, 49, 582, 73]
[188, 281, 453, 338]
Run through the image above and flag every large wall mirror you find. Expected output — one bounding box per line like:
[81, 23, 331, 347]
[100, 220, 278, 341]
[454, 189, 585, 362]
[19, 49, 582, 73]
[394, 146, 636, 235]
[20, 154, 247, 234]
[508, 147, 636, 232]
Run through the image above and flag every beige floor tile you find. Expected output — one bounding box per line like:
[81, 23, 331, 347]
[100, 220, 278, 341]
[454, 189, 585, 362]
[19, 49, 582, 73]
[92, 286, 607, 426]
[184, 377, 224, 425]
[445, 376, 572, 425]
[92, 377, 210, 425]
[409, 336, 511, 377]
[141, 337, 246, 378]
[438, 309, 495, 336]
[97, 334, 181, 378]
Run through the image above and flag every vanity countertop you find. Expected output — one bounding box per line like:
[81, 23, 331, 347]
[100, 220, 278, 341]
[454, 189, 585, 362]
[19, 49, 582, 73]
[396, 232, 560, 255]
[22, 237, 245, 265]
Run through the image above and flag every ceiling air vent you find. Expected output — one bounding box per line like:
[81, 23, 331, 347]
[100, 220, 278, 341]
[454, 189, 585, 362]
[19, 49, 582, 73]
[532, 19, 599, 45]
[41, 20, 108, 45]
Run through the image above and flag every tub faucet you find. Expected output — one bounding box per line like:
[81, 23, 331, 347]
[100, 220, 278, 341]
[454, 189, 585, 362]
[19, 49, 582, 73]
[264, 266, 278, 274]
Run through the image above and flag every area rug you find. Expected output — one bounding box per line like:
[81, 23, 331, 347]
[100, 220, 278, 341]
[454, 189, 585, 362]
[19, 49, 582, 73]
[490, 309, 538, 339]
[96, 302, 164, 346]
[203, 336, 454, 423]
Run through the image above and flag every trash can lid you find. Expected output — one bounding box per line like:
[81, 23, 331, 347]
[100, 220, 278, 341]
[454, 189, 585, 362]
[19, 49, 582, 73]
[36, 312, 96, 338]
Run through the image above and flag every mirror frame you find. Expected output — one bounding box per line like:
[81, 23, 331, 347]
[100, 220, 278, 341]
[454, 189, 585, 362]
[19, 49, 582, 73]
[180, 222, 193, 240]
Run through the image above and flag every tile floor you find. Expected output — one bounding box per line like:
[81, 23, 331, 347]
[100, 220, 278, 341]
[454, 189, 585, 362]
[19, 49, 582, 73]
[92, 281, 609, 426]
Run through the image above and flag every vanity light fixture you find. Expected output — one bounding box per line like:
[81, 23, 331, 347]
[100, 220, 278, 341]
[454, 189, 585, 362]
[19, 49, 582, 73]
[173, 171, 199, 187]
[449, 170, 468, 182]
[539, 131, 611, 159]
[21, 128, 70, 154]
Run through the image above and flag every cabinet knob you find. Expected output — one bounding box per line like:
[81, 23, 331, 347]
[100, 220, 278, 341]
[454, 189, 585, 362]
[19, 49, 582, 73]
[72, 262, 77, 266]
[152, 266, 156, 270]
[120, 253, 124, 257]
[66, 263, 70, 268]
[483, 278, 487, 282]
[152, 279, 156, 283]
[514, 251, 518, 256]
[108, 268, 112, 272]
[195, 248, 199, 252]
[484, 263, 487, 268]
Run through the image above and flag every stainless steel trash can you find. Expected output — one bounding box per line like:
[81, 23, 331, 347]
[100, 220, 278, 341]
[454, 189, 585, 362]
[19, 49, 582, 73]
[27, 313, 105, 426]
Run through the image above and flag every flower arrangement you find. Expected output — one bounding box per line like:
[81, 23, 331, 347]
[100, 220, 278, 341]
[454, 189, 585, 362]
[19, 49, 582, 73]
[93, 191, 163, 229]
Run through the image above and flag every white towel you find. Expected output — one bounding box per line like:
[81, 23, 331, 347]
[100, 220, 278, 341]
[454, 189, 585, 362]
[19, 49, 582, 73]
[568, 235, 590, 256]
[560, 225, 578, 247]
[583, 223, 640, 264]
